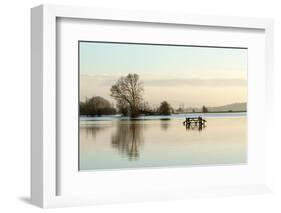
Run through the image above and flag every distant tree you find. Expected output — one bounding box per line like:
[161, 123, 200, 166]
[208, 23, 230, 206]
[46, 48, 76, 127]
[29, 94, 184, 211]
[176, 105, 184, 113]
[158, 101, 172, 115]
[192, 109, 195, 113]
[176, 108, 182, 113]
[79, 96, 116, 116]
[202, 105, 208, 113]
[110, 73, 144, 117]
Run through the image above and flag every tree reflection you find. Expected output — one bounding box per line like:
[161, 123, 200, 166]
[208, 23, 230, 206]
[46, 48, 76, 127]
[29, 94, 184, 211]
[80, 124, 110, 139]
[160, 119, 171, 131]
[111, 121, 144, 160]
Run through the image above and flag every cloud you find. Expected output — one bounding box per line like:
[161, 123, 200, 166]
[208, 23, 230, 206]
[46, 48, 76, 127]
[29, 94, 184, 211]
[80, 74, 247, 107]
[80, 74, 247, 88]
[144, 78, 246, 87]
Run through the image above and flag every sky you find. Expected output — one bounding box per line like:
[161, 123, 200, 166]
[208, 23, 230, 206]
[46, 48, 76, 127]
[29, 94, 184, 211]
[79, 41, 247, 108]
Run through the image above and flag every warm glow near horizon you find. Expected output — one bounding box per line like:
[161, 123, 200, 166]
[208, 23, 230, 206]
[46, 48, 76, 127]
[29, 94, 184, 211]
[79, 42, 247, 108]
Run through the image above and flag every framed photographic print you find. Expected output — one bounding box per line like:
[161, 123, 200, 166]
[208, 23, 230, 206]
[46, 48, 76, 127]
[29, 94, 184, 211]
[31, 4, 274, 208]
[78, 41, 248, 170]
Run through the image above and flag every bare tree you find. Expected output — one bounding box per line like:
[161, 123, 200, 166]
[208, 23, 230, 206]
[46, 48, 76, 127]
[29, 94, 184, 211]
[110, 74, 144, 117]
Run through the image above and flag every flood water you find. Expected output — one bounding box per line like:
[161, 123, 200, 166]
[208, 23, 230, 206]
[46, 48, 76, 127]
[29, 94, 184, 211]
[79, 113, 247, 170]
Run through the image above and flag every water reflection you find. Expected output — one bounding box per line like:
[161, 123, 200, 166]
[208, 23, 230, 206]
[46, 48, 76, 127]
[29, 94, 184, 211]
[160, 119, 171, 131]
[81, 124, 109, 139]
[79, 116, 247, 170]
[184, 123, 207, 131]
[111, 121, 144, 160]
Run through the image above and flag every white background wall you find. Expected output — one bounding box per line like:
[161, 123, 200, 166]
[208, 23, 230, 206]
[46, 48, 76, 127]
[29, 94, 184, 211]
[0, 0, 281, 212]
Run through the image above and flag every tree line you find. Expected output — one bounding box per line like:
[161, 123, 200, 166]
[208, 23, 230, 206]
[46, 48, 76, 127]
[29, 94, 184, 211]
[80, 96, 116, 116]
[80, 73, 208, 117]
[80, 97, 173, 116]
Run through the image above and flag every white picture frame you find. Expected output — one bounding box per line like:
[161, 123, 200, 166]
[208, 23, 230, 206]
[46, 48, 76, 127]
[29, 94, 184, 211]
[31, 4, 274, 208]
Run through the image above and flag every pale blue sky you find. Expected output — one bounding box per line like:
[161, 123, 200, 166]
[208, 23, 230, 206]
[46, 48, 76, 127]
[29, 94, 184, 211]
[79, 42, 247, 107]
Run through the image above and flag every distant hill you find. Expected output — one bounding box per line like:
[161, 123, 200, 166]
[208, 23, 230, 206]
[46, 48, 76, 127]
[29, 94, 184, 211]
[183, 102, 247, 113]
[208, 102, 247, 112]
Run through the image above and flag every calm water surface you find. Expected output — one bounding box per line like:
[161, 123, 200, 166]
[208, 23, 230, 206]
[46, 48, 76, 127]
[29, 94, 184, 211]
[79, 113, 247, 170]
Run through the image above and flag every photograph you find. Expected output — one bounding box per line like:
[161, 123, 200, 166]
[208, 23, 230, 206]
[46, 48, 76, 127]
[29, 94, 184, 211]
[79, 41, 247, 171]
